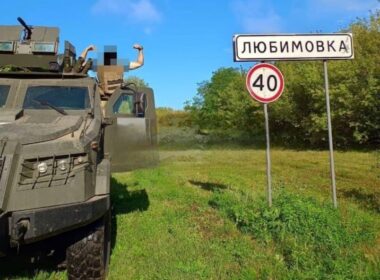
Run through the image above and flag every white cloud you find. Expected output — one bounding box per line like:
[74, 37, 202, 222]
[92, 0, 162, 23]
[313, 0, 379, 12]
[231, 0, 379, 33]
[232, 0, 283, 33]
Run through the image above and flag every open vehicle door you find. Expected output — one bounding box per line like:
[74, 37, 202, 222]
[104, 86, 158, 172]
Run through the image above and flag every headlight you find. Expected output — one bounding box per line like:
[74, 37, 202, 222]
[77, 156, 84, 164]
[58, 160, 68, 171]
[37, 162, 48, 174]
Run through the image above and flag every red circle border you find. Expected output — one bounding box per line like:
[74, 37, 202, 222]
[246, 63, 285, 103]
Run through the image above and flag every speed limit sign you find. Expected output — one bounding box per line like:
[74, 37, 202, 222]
[246, 63, 284, 103]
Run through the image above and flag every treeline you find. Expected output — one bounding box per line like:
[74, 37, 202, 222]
[184, 12, 380, 148]
[156, 107, 191, 128]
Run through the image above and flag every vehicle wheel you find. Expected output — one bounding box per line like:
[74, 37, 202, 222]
[66, 211, 111, 280]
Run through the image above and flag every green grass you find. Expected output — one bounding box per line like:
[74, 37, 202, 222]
[2, 147, 379, 279]
[210, 189, 379, 279]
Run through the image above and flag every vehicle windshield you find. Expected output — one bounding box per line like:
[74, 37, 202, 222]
[23, 86, 90, 110]
[0, 85, 10, 108]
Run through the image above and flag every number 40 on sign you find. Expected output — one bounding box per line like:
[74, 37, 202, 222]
[246, 63, 284, 103]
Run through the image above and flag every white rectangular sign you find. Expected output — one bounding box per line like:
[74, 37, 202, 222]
[233, 34, 354, 61]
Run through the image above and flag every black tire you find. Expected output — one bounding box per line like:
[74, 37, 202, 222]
[66, 211, 111, 280]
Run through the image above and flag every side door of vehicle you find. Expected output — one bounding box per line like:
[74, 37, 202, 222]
[104, 86, 158, 172]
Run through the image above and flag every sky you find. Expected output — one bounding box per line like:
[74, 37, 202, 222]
[3, 0, 379, 109]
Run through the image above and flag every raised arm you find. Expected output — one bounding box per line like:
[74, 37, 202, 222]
[129, 44, 144, 70]
[80, 45, 96, 60]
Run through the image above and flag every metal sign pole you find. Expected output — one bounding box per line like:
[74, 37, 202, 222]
[263, 103, 272, 207]
[246, 62, 283, 208]
[323, 60, 338, 208]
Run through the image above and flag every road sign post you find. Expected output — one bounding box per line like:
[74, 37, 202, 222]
[263, 103, 272, 207]
[235, 33, 354, 208]
[323, 60, 337, 208]
[246, 63, 284, 207]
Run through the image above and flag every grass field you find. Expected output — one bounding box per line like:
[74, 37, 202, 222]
[1, 147, 379, 279]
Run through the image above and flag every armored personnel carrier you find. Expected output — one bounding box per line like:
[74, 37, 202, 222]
[0, 18, 158, 279]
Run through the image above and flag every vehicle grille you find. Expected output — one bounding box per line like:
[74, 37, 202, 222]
[18, 153, 88, 190]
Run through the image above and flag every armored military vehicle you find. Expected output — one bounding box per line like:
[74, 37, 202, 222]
[0, 18, 158, 279]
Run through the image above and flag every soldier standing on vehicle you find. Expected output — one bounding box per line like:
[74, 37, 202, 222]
[96, 44, 144, 115]
[97, 43, 144, 94]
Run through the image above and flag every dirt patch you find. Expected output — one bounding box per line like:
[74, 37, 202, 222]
[189, 203, 233, 240]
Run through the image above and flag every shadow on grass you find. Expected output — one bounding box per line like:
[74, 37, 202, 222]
[189, 180, 228, 192]
[0, 260, 64, 279]
[110, 177, 150, 254]
[0, 233, 68, 278]
[341, 188, 380, 213]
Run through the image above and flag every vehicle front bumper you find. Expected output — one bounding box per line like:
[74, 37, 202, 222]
[0, 194, 109, 256]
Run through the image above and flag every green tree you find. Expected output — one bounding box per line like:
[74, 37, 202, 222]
[124, 76, 149, 87]
[274, 10, 380, 147]
[185, 67, 264, 135]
